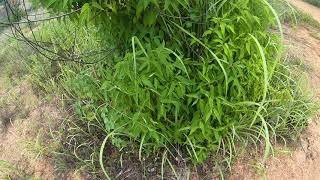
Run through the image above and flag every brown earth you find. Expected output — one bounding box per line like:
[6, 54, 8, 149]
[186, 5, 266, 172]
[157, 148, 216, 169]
[287, 0, 320, 22]
[0, 42, 82, 179]
[0, 81, 58, 179]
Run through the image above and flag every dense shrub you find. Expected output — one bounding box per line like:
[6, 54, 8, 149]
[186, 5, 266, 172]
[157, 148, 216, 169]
[28, 0, 315, 177]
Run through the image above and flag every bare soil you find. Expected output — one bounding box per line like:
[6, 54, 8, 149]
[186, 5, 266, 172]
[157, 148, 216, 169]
[0, 77, 55, 179]
[287, 0, 320, 22]
[0, 43, 82, 179]
[0, 80, 86, 180]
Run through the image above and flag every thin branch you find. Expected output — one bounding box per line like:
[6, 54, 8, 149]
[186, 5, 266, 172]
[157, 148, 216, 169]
[0, 8, 81, 25]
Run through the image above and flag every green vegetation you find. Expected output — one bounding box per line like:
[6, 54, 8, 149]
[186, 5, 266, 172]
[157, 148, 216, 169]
[0, 160, 20, 179]
[310, 32, 320, 40]
[0, 1, 26, 28]
[0, 160, 44, 180]
[304, 0, 320, 7]
[0, 40, 65, 179]
[269, 0, 320, 29]
[297, 10, 320, 28]
[18, 0, 317, 178]
[9, 3, 26, 22]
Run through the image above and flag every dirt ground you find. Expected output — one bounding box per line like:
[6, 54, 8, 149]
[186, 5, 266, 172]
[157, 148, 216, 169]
[287, 0, 320, 22]
[0, 80, 58, 179]
[230, 4, 320, 180]
[0, 42, 81, 179]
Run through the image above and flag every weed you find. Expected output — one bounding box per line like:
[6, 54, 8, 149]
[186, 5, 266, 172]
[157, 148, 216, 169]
[0, 160, 42, 180]
[288, 57, 313, 72]
[304, 0, 320, 7]
[269, 0, 320, 29]
[22, 129, 60, 159]
[310, 32, 320, 40]
[250, 160, 267, 178]
[0, 160, 20, 179]
[296, 11, 320, 29]
[273, 147, 292, 156]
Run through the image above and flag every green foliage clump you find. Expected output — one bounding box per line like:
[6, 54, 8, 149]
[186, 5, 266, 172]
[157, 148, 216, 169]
[29, 0, 315, 176]
[304, 0, 320, 7]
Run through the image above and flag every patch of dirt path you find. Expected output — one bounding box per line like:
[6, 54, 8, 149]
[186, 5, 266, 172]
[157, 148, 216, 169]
[284, 26, 320, 98]
[0, 38, 81, 179]
[0, 79, 57, 179]
[263, 24, 320, 180]
[287, 0, 320, 22]
[229, 24, 320, 179]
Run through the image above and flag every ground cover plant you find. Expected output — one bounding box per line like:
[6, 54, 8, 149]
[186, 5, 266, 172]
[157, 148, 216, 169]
[304, 0, 320, 7]
[20, 0, 316, 178]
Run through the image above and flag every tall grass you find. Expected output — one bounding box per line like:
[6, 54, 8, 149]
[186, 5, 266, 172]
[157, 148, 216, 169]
[25, 0, 316, 178]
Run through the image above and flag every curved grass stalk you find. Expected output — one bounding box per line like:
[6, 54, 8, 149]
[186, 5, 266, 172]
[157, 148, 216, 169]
[99, 132, 114, 180]
[249, 34, 269, 127]
[262, 0, 284, 80]
[185, 135, 199, 162]
[139, 134, 146, 161]
[246, 33, 274, 163]
[99, 132, 128, 179]
[161, 150, 167, 180]
[165, 47, 190, 79]
[166, 156, 179, 179]
[258, 114, 272, 164]
[262, 0, 283, 40]
[283, 0, 298, 25]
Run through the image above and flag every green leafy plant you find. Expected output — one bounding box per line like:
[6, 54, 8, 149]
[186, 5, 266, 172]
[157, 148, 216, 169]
[27, 0, 316, 178]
